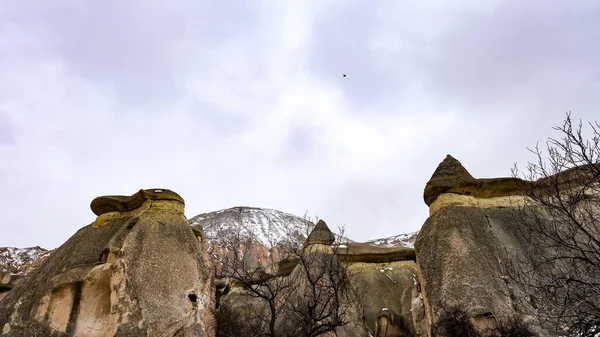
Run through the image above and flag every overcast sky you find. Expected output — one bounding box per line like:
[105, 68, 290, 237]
[1, 0, 599, 249]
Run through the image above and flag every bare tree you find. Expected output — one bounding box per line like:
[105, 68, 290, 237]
[210, 206, 293, 337]
[211, 212, 360, 337]
[510, 112, 600, 336]
[278, 227, 357, 337]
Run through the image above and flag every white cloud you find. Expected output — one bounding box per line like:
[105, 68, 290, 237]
[1, 0, 599, 248]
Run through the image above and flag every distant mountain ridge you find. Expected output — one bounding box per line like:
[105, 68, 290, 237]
[2, 207, 418, 275]
[0, 246, 51, 274]
[365, 231, 418, 248]
[189, 206, 316, 247]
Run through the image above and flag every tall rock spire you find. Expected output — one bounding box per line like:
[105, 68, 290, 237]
[424, 155, 477, 206]
[0, 189, 213, 336]
[304, 220, 335, 247]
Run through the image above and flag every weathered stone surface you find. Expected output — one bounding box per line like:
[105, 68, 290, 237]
[375, 308, 413, 337]
[285, 238, 371, 337]
[416, 157, 559, 336]
[428, 193, 526, 217]
[416, 207, 512, 318]
[304, 219, 335, 247]
[0, 189, 214, 337]
[423, 155, 525, 206]
[90, 188, 185, 216]
[337, 242, 415, 263]
[216, 220, 371, 337]
[0, 273, 21, 303]
[414, 203, 553, 336]
[346, 260, 417, 336]
[423, 155, 600, 208]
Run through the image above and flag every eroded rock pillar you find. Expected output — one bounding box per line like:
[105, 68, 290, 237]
[0, 189, 214, 337]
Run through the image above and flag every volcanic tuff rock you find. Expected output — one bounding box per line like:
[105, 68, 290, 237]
[304, 219, 335, 247]
[0, 272, 21, 302]
[0, 189, 214, 337]
[423, 154, 525, 207]
[347, 260, 417, 336]
[217, 220, 371, 337]
[291, 221, 371, 336]
[415, 156, 554, 336]
[2, 204, 420, 336]
[3, 154, 596, 336]
[4, 207, 416, 279]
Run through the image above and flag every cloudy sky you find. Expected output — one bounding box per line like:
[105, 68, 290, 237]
[1, 0, 599, 249]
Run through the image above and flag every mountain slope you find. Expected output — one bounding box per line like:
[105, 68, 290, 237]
[365, 231, 418, 248]
[2, 207, 418, 276]
[189, 206, 315, 247]
[0, 247, 51, 274]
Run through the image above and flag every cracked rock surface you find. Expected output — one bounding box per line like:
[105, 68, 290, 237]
[0, 189, 214, 337]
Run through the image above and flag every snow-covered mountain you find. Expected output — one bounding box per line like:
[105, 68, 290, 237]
[364, 231, 418, 248]
[190, 206, 417, 248]
[2, 207, 418, 276]
[0, 246, 51, 274]
[189, 206, 316, 247]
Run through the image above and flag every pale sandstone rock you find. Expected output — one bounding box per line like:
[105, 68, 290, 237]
[415, 155, 566, 337]
[428, 193, 528, 216]
[0, 189, 214, 337]
[216, 220, 371, 336]
[346, 260, 416, 337]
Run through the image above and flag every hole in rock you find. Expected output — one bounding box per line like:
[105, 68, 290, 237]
[188, 292, 198, 306]
[99, 249, 110, 264]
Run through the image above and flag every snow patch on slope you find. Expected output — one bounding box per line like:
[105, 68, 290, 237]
[0, 246, 51, 274]
[365, 231, 418, 248]
[189, 207, 315, 247]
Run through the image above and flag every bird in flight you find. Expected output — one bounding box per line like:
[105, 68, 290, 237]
[342, 74, 347, 78]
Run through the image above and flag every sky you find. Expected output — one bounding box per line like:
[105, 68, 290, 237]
[1, 0, 599, 249]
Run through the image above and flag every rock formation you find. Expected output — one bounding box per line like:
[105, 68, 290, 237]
[0, 273, 21, 302]
[337, 241, 417, 336]
[6, 155, 580, 336]
[415, 155, 549, 336]
[289, 220, 370, 336]
[0, 189, 214, 337]
[303, 219, 335, 247]
[215, 220, 372, 336]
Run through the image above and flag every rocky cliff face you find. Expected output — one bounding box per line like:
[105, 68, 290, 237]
[0, 189, 214, 337]
[5, 156, 564, 336]
[414, 155, 554, 336]
[215, 220, 411, 337]
[0, 202, 416, 336]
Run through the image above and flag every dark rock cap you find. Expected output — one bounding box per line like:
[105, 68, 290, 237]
[90, 188, 184, 216]
[423, 155, 536, 206]
[304, 220, 335, 247]
[424, 155, 477, 206]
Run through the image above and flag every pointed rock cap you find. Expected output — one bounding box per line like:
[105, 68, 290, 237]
[423, 155, 477, 206]
[90, 188, 184, 216]
[304, 220, 335, 247]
